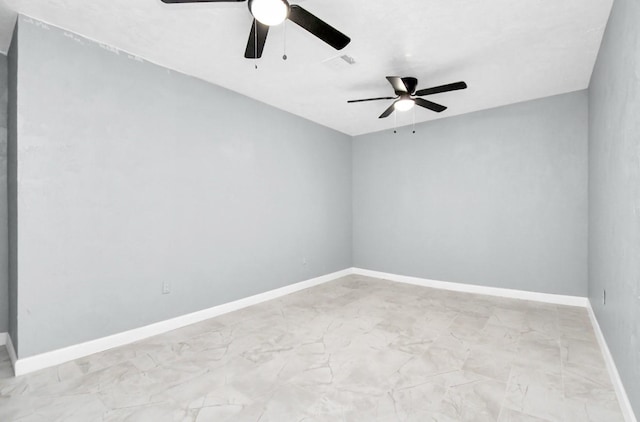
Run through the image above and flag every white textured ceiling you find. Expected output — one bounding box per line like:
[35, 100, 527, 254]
[0, 0, 613, 135]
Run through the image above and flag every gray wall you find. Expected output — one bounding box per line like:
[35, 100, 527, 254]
[12, 16, 352, 358]
[0, 53, 7, 334]
[353, 91, 588, 296]
[588, 0, 640, 416]
[7, 26, 17, 349]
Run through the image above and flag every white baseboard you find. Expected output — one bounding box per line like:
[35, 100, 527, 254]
[353, 268, 634, 421]
[13, 267, 587, 376]
[587, 302, 637, 422]
[12, 268, 352, 376]
[352, 268, 589, 307]
[6, 334, 17, 373]
[13, 260, 625, 422]
[0, 332, 6, 346]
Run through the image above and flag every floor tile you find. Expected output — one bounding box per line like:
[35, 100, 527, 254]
[503, 366, 565, 421]
[0, 275, 626, 421]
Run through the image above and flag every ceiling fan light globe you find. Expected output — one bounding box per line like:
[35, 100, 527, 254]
[394, 98, 415, 112]
[249, 0, 289, 26]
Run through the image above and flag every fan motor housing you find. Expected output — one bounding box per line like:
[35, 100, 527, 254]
[400, 77, 418, 95]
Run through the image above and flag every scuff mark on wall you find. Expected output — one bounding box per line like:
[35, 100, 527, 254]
[98, 43, 119, 55]
[22, 16, 49, 30]
[63, 32, 85, 46]
[127, 54, 144, 63]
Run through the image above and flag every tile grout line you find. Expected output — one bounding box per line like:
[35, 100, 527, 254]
[495, 364, 515, 422]
[555, 303, 569, 421]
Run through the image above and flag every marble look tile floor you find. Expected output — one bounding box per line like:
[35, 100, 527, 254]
[0, 275, 625, 421]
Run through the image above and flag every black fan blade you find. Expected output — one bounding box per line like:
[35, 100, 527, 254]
[386, 76, 408, 94]
[379, 102, 397, 119]
[415, 81, 467, 97]
[415, 98, 447, 113]
[401, 77, 418, 94]
[288, 5, 351, 50]
[161, 0, 244, 3]
[244, 19, 269, 59]
[348, 96, 395, 103]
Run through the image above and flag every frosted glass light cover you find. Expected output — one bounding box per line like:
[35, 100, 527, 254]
[250, 0, 288, 26]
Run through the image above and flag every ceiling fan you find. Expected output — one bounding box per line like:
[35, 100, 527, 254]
[161, 0, 351, 59]
[348, 77, 468, 118]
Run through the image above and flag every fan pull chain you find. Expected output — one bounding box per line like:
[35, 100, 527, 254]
[393, 110, 397, 134]
[254, 19, 258, 69]
[282, 20, 288, 60]
[412, 107, 416, 134]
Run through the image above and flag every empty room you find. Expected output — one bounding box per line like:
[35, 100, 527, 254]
[0, 0, 638, 420]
